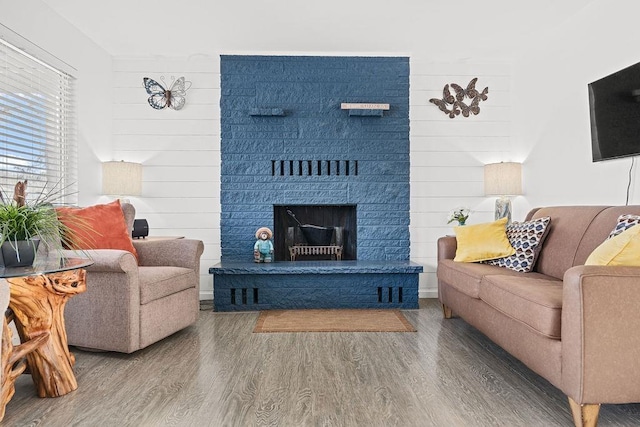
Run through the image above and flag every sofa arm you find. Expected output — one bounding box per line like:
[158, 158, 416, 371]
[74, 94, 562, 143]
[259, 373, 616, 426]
[132, 239, 204, 269]
[561, 265, 640, 405]
[61, 249, 138, 273]
[437, 236, 457, 261]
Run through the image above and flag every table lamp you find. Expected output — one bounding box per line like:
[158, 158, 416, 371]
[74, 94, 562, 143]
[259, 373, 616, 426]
[102, 161, 142, 203]
[484, 162, 522, 224]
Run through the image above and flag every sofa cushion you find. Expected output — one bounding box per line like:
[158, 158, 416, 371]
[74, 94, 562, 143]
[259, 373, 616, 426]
[608, 214, 640, 239]
[453, 217, 515, 262]
[138, 266, 196, 304]
[484, 216, 551, 273]
[585, 224, 640, 266]
[438, 259, 551, 299]
[57, 200, 139, 261]
[479, 275, 563, 339]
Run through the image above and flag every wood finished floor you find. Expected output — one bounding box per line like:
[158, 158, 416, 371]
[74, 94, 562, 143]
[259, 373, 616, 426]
[4, 299, 640, 426]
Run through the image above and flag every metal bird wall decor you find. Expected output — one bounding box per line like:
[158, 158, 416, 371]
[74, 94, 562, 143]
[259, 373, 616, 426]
[143, 76, 192, 110]
[429, 78, 488, 118]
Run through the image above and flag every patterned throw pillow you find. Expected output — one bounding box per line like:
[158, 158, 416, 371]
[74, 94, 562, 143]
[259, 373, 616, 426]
[484, 216, 551, 272]
[607, 214, 640, 239]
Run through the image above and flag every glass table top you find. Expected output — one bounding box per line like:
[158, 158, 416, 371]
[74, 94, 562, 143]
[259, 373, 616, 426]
[0, 257, 94, 279]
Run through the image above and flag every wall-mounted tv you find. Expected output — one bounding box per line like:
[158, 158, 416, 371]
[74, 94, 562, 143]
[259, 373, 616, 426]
[588, 61, 640, 162]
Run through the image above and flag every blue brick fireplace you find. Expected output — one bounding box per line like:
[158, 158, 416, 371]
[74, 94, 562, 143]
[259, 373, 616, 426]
[210, 55, 422, 311]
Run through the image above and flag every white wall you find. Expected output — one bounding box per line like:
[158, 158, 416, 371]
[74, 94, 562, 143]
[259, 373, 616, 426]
[112, 57, 220, 298]
[410, 61, 511, 297]
[1, 0, 113, 205]
[513, 1, 640, 212]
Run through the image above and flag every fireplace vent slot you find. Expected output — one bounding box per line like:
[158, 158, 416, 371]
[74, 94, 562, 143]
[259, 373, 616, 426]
[271, 159, 359, 177]
[377, 286, 404, 304]
[230, 288, 259, 305]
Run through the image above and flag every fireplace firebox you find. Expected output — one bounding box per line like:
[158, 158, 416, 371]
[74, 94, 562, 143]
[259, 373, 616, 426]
[273, 205, 356, 261]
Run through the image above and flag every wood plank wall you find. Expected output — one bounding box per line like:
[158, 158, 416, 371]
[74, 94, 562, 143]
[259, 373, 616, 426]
[112, 57, 221, 298]
[410, 61, 511, 297]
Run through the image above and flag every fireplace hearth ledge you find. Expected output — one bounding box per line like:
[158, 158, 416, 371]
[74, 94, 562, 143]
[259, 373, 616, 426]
[209, 260, 423, 311]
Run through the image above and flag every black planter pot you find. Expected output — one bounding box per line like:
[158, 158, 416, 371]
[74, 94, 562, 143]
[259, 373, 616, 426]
[0, 239, 40, 268]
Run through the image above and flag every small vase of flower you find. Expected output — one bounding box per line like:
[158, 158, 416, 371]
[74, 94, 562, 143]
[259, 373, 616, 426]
[447, 207, 470, 226]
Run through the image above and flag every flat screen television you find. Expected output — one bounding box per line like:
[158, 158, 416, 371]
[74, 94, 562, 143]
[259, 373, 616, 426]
[588, 61, 640, 162]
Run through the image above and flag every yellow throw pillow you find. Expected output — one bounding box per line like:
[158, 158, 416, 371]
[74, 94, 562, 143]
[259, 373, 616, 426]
[585, 224, 640, 266]
[453, 217, 516, 263]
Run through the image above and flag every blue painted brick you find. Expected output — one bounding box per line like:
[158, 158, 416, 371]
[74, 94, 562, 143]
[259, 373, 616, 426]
[348, 109, 384, 117]
[220, 55, 410, 262]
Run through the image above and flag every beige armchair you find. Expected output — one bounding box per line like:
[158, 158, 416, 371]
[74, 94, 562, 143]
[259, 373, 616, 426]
[63, 203, 204, 353]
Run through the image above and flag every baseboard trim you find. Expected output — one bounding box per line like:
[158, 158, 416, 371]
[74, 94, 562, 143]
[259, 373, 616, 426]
[419, 290, 438, 299]
[200, 290, 213, 301]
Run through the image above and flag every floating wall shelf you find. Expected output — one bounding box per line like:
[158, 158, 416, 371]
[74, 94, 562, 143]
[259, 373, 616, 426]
[249, 108, 286, 117]
[340, 103, 390, 117]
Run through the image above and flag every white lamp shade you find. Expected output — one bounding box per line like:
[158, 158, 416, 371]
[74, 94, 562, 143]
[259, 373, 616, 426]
[484, 162, 522, 196]
[102, 161, 142, 196]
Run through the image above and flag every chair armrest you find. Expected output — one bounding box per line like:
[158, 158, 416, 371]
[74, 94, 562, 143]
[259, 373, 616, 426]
[61, 249, 138, 273]
[437, 236, 457, 261]
[561, 265, 640, 404]
[62, 248, 141, 353]
[132, 239, 204, 269]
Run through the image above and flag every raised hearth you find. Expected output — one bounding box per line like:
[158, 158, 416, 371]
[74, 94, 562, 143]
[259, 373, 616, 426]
[210, 261, 422, 311]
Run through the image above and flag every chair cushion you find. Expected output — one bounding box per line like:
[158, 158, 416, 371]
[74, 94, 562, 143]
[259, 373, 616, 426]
[479, 274, 563, 339]
[57, 200, 138, 261]
[453, 217, 515, 262]
[138, 266, 197, 304]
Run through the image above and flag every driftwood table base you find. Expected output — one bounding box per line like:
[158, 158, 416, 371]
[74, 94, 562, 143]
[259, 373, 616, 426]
[6, 268, 87, 398]
[0, 310, 49, 420]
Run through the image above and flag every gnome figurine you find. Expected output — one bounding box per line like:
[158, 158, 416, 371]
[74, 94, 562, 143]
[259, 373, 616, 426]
[254, 227, 274, 263]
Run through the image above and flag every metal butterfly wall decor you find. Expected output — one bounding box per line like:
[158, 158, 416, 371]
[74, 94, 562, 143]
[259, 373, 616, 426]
[429, 78, 488, 119]
[143, 76, 192, 110]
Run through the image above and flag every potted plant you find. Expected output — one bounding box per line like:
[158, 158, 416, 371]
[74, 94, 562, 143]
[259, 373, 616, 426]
[447, 206, 471, 226]
[0, 180, 74, 267]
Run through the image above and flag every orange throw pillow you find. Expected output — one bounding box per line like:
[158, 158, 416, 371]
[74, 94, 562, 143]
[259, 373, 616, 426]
[57, 200, 138, 261]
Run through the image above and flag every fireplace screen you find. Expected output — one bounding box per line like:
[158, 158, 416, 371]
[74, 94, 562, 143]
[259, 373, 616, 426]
[273, 205, 356, 261]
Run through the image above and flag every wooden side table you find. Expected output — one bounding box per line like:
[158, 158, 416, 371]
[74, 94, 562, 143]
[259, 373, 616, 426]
[0, 297, 49, 420]
[0, 257, 92, 402]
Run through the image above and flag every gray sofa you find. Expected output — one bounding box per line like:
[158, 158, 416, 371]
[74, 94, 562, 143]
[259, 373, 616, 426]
[437, 205, 640, 427]
[63, 203, 204, 353]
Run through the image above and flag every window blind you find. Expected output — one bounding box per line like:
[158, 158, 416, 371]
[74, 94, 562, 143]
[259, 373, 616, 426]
[0, 37, 77, 205]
